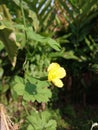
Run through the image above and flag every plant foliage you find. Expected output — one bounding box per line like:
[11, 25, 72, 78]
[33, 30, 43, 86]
[0, 0, 98, 130]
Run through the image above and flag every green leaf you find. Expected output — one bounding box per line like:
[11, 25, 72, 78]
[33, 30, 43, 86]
[12, 0, 20, 6]
[0, 25, 18, 66]
[1, 84, 9, 93]
[27, 111, 57, 130]
[63, 50, 80, 60]
[12, 0, 29, 10]
[47, 38, 61, 51]
[27, 27, 61, 51]
[14, 76, 52, 103]
[13, 76, 25, 96]
[0, 68, 4, 79]
[23, 82, 37, 102]
[28, 10, 39, 31]
[27, 125, 34, 130]
[45, 120, 57, 130]
[23, 80, 52, 103]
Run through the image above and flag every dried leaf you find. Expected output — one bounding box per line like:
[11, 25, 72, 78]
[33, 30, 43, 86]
[0, 104, 19, 130]
[0, 25, 18, 67]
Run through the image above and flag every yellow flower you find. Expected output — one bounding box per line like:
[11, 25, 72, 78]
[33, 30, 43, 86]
[47, 63, 66, 88]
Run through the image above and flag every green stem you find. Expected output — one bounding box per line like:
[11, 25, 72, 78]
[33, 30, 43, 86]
[22, 101, 30, 116]
[20, 0, 28, 41]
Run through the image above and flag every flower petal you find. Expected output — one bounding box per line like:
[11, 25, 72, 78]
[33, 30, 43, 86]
[54, 67, 66, 79]
[47, 63, 60, 72]
[48, 71, 53, 81]
[52, 78, 64, 88]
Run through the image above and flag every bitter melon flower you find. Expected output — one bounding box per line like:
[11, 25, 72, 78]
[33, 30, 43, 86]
[47, 63, 66, 88]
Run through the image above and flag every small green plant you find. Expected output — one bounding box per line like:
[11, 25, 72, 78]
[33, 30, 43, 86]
[27, 110, 57, 130]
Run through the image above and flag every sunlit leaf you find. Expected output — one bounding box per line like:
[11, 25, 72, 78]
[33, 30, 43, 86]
[28, 10, 39, 31]
[13, 76, 52, 103]
[23, 80, 52, 103]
